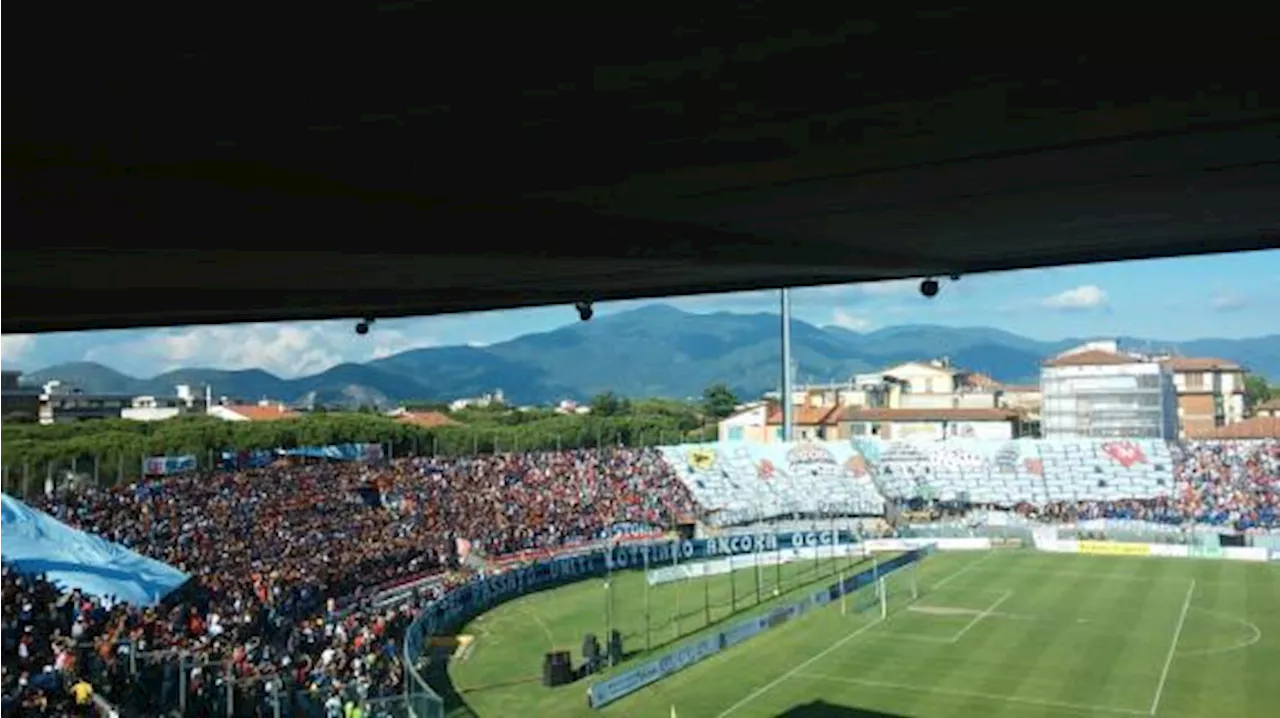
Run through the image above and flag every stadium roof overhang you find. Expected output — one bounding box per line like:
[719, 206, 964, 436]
[5, 6, 1279, 334]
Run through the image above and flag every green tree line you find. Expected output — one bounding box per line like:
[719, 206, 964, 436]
[1, 400, 720, 480]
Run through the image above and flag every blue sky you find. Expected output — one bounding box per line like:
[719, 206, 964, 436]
[2, 250, 1277, 379]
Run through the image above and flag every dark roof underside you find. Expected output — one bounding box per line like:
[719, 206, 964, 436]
[5, 5, 1279, 334]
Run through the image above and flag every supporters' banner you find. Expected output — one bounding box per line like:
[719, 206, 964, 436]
[455, 538, 473, 563]
[219, 443, 384, 469]
[282, 442, 384, 462]
[605, 529, 857, 570]
[220, 449, 275, 470]
[141, 455, 197, 476]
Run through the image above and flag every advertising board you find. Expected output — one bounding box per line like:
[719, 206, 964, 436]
[1222, 547, 1269, 563]
[1147, 544, 1189, 559]
[1077, 541, 1151, 557]
[1188, 545, 1224, 560]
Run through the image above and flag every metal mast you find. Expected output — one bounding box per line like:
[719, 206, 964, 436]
[781, 288, 794, 442]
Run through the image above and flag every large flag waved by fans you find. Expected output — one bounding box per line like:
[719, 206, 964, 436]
[1, 493, 190, 606]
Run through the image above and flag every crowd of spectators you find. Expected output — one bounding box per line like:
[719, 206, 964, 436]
[10, 447, 693, 716]
[1011, 497, 1181, 525]
[5, 440, 1277, 715]
[1173, 440, 1280, 531]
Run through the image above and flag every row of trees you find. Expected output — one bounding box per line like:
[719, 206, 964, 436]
[1, 400, 731, 476]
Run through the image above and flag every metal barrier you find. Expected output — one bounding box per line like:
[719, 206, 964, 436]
[77, 640, 412, 717]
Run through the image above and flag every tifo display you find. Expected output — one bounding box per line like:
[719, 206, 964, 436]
[0, 438, 1275, 718]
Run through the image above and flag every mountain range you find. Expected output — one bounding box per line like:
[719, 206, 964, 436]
[21, 305, 1280, 408]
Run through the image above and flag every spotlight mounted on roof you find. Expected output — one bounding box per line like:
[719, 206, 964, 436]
[574, 301, 594, 322]
[355, 317, 376, 335]
[920, 278, 940, 298]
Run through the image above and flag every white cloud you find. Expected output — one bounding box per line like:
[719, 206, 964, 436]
[1041, 285, 1108, 311]
[830, 309, 874, 331]
[89, 321, 439, 378]
[0, 335, 36, 365]
[854, 278, 920, 297]
[1210, 292, 1246, 312]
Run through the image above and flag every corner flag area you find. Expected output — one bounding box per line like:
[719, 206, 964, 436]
[447, 551, 1277, 717]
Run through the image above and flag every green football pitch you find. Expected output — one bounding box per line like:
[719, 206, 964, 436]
[443, 550, 1279, 717]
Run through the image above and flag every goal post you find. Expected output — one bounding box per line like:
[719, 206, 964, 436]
[847, 560, 919, 619]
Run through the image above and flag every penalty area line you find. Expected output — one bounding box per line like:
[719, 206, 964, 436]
[715, 552, 987, 717]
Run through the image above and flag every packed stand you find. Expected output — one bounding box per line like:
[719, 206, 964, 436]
[1172, 440, 1280, 531]
[19, 447, 694, 716]
[397, 448, 696, 556]
[2, 566, 101, 716]
[1011, 497, 1183, 525]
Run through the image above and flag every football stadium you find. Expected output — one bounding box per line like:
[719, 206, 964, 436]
[3, 435, 1277, 717]
[6, 8, 1280, 716]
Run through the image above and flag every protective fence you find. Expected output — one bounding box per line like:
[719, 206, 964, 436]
[401, 530, 872, 717]
[68, 640, 413, 718]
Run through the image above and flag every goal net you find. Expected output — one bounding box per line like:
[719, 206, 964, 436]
[841, 558, 920, 620]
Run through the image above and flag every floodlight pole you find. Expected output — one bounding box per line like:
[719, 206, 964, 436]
[781, 288, 794, 442]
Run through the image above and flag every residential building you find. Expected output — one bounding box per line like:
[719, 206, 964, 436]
[1160, 357, 1247, 438]
[878, 360, 1004, 410]
[1, 371, 41, 422]
[998, 384, 1043, 437]
[208, 400, 298, 422]
[1255, 398, 1280, 418]
[122, 384, 210, 422]
[1040, 342, 1178, 440]
[717, 403, 841, 443]
[717, 403, 771, 442]
[724, 357, 1018, 443]
[37, 381, 133, 425]
[839, 407, 1022, 441]
[449, 390, 505, 412]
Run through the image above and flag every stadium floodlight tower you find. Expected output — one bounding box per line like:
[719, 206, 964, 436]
[780, 288, 794, 442]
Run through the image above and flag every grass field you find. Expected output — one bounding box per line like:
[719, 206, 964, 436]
[444, 550, 1279, 717]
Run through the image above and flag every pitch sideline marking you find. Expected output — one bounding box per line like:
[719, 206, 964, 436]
[715, 552, 986, 717]
[798, 672, 1148, 717]
[948, 590, 1013, 644]
[1176, 606, 1263, 658]
[1150, 579, 1195, 716]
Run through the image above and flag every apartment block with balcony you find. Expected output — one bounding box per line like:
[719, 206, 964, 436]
[1161, 357, 1247, 438]
[1040, 343, 1178, 440]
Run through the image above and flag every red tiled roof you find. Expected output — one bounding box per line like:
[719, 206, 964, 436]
[1162, 357, 1243, 372]
[1186, 416, 1280, 440]
[1256, 397, 1280, 411]
[225, 404, 297, 421]
[1043, 350, 1142, 367]
[842, 407, 1020, 422]
[765, 405, 841, 426]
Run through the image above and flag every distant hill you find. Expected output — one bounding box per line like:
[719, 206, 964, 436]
[23, 306, 1280, 407]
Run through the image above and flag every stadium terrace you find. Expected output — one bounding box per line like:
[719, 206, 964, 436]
[1, 438, 1277, 717]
